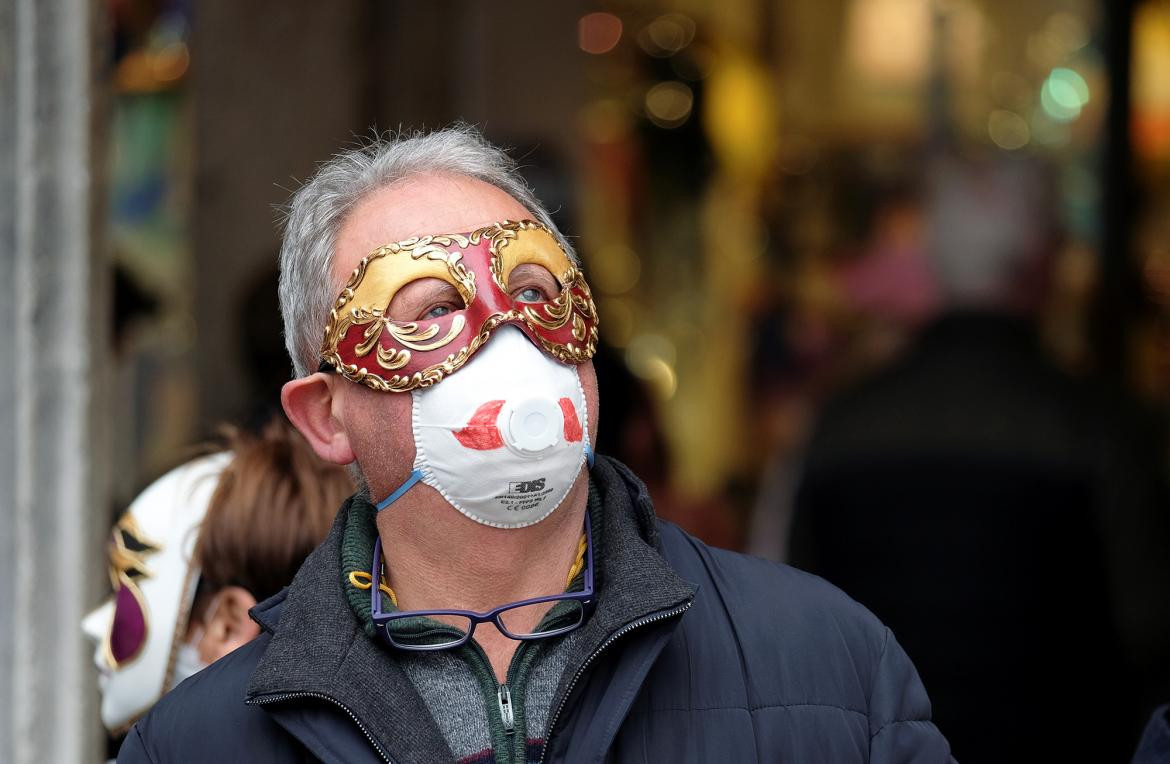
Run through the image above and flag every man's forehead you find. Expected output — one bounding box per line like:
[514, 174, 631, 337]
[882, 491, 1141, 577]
[332, 173, 533, 281]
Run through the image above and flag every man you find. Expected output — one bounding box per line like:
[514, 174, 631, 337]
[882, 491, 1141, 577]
[119, 126, 951, 763]
[791, 155, 1170, 761]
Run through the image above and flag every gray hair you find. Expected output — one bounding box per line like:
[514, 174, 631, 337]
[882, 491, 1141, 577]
[278, 124, 575, 379]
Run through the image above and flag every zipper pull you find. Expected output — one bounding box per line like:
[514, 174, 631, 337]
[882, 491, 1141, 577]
[497, 684, 515, 735]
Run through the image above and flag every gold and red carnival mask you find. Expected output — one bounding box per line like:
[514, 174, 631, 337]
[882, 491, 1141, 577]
[320, 219, 599, 392]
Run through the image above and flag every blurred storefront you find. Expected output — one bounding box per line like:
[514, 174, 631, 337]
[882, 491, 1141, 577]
[103, 0, 1167, 543]
[576, 0, 1123, 549]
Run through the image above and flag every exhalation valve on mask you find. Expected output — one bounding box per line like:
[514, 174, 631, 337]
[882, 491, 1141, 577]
[376, 327, 592, 528]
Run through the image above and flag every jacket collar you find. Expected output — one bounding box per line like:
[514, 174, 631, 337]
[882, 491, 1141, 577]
[559, 456, 694, 662]
[245, 455, 696, 763]
[246, 496, 452, 763]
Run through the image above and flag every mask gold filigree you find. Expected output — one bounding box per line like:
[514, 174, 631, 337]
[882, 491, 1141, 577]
[108, 514, 162, 590]
[319, 220, 599, 392]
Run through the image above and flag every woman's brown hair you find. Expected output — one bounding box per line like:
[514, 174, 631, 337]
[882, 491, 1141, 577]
[195, 416, 353, 601]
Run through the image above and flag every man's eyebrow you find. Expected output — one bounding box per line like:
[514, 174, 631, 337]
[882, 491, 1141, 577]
[388, 279, 463, 311]
[406, 279, 460, 297]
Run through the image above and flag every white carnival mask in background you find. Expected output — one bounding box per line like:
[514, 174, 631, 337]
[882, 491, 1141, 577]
[382, 326, 590, 528]
[81, 452, 230, 733]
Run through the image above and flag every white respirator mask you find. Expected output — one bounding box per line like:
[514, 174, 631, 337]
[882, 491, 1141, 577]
[376, 326, 592, 528]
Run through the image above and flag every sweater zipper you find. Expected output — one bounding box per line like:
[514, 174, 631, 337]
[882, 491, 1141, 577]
[498, 683, 516, 735]
[248, 691, 394, 764]
[537, 599, 693, 764]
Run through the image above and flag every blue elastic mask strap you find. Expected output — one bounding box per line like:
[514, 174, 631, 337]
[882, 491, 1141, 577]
[585, 443, 595, 469]
[376, 469, 423, 512]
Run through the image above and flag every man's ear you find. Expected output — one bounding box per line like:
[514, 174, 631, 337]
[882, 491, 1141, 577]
[196, 586, 260, 664]
[282, 373, 355, 465]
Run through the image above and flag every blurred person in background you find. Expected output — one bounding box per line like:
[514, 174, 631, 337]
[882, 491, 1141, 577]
[189, 417, 354, 666]
[747, 180, 937, 563]
[82, 416, 352, 758]
[117, 126, 952, 763]
[790, 152, 1170, 762]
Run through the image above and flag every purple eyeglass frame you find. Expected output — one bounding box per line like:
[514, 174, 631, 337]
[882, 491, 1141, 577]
[371, 514, 595, 651]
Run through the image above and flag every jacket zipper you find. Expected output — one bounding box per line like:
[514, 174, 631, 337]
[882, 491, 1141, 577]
[498, 683, 516, 735]
[537, 600, 693, 764]
[248, 691, 394, 764]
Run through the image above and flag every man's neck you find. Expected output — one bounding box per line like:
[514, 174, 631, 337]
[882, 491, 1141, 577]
[374, 471, 589, 680]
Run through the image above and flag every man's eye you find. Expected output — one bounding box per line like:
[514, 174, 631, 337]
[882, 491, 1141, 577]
[422, 304, 453, 320]
[514, 287, 547, 304]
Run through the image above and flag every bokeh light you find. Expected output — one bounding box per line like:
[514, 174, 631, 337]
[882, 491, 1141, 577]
[1132, 2, 1170, 160]
[846, 0, 932, 85]
[1040, 67, 1090, 122]
[637, 13, 696, 58]
[702, 55, 779, 178]
[644, 81, 694, 128]
[578, 12, 623, 55]
[988, 110, 1031, 150]
[626, 333, 679, 399]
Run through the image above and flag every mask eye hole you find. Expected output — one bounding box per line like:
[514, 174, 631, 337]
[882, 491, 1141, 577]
[111, 529, 151, 581]
[109, 578, 149, 666]
[388, 278, 467, 322]
[507, 263, 561, 304]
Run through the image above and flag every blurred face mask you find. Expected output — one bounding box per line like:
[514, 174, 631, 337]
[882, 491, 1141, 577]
[318, 219, 598, 527]
[80, 453, 230, 733]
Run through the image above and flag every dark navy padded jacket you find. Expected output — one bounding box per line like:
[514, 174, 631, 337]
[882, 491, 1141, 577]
[119, 457, 952, 763]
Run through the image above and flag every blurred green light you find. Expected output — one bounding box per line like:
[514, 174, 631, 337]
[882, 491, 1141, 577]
[1040, 67, 1089, 122]
[1053, 68, 1090, 102]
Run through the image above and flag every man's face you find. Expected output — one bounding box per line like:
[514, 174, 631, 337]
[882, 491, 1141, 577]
[327, 173, 599, 502]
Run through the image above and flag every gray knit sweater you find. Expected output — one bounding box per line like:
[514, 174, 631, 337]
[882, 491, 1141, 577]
[339, 488, 601, 764]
